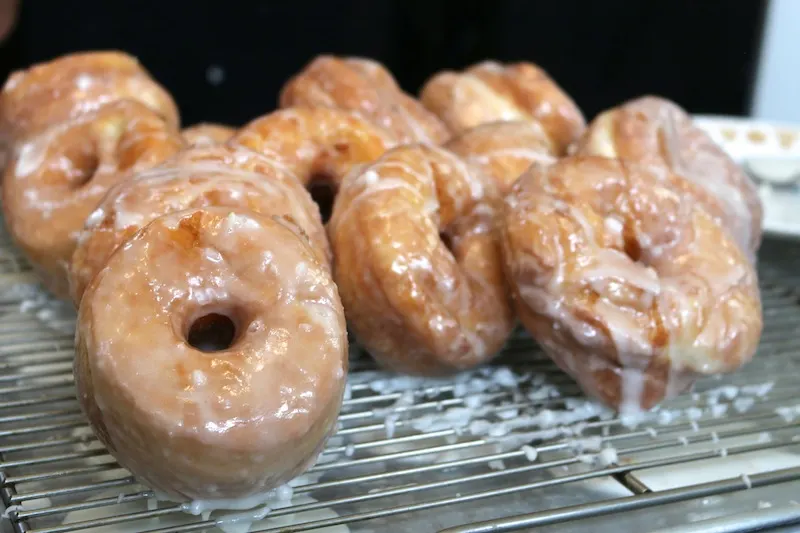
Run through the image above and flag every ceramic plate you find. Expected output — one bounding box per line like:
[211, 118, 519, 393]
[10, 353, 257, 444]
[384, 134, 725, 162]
[694, 115, 800, 239]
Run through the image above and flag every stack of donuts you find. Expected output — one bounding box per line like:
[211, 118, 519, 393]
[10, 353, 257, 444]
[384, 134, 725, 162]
[1, 52, 347, 504]
[0, 51, 764, 507]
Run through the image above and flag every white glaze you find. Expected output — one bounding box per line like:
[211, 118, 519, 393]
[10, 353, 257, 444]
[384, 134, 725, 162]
[328, 144, 512, 374]
[578, 96, 763, 254]
[502, 157, 762, 412]
[76, 208, 347, 502]
[69, 150, 331, 304]
[282, 55, 448, 144]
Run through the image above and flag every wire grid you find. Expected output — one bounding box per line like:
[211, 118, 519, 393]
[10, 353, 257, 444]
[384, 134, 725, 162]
[0, 228, 798, 532]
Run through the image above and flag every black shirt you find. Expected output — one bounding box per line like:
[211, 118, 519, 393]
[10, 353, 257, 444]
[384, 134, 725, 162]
[0, 0, 767, 126]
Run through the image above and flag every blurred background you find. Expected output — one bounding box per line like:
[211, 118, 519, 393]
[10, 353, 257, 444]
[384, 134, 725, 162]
[0, 0, 794, 127]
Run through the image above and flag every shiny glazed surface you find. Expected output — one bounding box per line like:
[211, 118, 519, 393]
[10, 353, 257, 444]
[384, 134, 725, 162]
[2, 100, 183, 299]
[419, 61, 585, 155]
[75, 207, 348, 502]
[501, 156, 763, 412]
[446, 120, 558, 193]
[0, 51, 179, 146]
[231, 107, 396, 195]
[574, 95, 763, 255]
[69, 145, 329, 304]
[181, 123, 236, 147]
[329, 144, 514, 375]
[280, 55, 449, 144]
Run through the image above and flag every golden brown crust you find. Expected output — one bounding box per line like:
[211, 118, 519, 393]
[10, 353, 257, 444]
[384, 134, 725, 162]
[0, 51, 179, 147]
[75, 207, 347, 501]
[329, 144, 514, 375]
[2, 100, 183, 299]
[69, 145, 330, 305]
[420, 61, 585, 155]
[501, 156, 762, 411]
[445, 120, 557, 193]
[574, 95, 763, 254]
[230, 107, 396, 210]
[181, 123, 236, 147]
[280, 55, 449, 144]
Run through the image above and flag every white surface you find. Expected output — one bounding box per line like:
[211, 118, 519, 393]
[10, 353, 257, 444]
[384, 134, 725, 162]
[751, 0, 800, 122]
[693, 115, 800, 239]
[693, 115, 800, 161]
[756, 185, 800, 239]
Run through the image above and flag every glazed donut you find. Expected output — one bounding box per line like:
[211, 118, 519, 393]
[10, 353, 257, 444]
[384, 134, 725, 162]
[419, 61, 585, 155]
[500, 156, 763, 412]
[573, 95, 763, 254]
[230, 107, 396, 219]
[2, 100, 184, 299]
[0, 51, 179, 159]
[445, 120, 558, 193]
[181, 123, 236, 147]
[329, 143, 514, 375]
[69, 145, 329, 304]
[280, 55, 449, 144]
[75, 207, 347, 502]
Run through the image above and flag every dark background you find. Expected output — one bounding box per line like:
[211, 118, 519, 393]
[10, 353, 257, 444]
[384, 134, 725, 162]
[0, 0, 768, 128]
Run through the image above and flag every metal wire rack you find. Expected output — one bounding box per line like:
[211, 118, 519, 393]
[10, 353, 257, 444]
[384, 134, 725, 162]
[0, 226, 799, 533]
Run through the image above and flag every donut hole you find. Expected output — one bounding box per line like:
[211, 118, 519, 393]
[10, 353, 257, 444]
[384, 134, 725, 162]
[622, 219, 646, 265]
[116, 130, 149, 171]
[186, 312, 239, 353]
[439, 231, 454, 253]
[70, 148, 101, 188]
[308, 176, 338, 223]
[623, 234, 643, 263]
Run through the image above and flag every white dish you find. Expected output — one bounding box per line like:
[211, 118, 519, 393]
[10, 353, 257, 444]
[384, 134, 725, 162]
[694, 114, 800, 239]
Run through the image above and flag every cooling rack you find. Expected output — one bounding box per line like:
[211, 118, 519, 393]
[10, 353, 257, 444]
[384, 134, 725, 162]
[0, 226, 799, 533]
